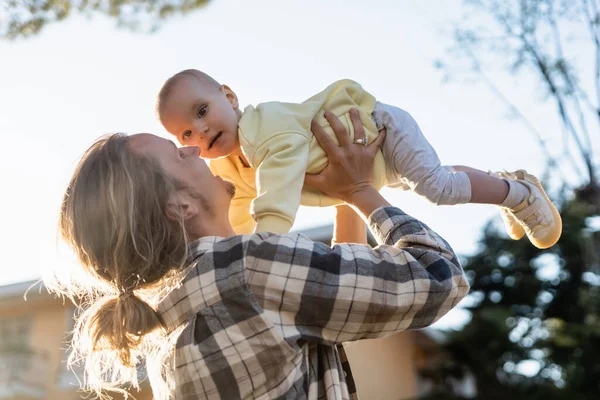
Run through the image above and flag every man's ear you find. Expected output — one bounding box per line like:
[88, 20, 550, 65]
[220, 85, 239, 109]
[165, 191, 199, 222]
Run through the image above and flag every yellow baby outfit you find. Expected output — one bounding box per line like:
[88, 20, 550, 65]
[209, 79, 387, 234]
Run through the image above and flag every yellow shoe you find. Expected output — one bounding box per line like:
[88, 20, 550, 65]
[499, 207, 526, 240]
[489, 170, 526, 241]
[498, 170, 562, 249]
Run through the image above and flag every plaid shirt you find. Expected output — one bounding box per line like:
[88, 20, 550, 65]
[157, 207, 469, 399]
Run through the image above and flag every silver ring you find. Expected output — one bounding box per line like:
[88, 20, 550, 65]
[353, 138, 367, 146]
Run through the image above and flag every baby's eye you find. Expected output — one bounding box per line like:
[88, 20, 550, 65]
[197, 105, 208, 118]
[182, 130, 192, 139]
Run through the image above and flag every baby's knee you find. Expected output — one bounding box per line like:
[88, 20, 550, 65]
[414, 167, 472, 206]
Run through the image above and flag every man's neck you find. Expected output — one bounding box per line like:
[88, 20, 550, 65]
[187, 214, 237, 240]
[190, 226, 236, 241]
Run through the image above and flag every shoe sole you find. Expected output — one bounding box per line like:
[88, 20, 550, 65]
[496, 170, 526, 241]
[501, 208, 526, 240]
[521, 173, 562, 249]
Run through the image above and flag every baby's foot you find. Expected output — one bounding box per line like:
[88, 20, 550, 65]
[499, 207, 526, 240]
[497, 170, 562, 249]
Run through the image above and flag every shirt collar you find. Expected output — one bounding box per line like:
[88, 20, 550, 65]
[156, 235, 226, 332]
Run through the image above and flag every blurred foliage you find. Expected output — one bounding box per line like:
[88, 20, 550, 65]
[420, 0, 600, 398]
[436, 0, 600, 196]
[0, 0, 211, 40]
[418, 197, 600, 399]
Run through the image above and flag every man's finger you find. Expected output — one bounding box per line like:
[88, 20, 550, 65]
[324, 111, 351, 147]
[368, 127, 386, 152]
[349, 109, 366, 145]
[304, 172, 324, 190]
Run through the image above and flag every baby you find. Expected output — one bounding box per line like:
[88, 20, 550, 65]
[156, 69, 562, 249]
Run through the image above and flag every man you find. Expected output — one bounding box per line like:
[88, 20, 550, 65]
[52, 111, 469, 400]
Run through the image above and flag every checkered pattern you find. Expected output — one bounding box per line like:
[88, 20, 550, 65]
[157, 206, 469, 399]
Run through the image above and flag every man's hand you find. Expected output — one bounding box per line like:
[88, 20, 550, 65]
[304, 109, 386, 203]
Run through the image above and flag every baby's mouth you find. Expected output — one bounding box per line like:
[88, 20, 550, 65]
[208, 132, 223, 149]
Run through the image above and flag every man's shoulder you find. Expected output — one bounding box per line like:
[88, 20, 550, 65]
[190, 232, 315, 253]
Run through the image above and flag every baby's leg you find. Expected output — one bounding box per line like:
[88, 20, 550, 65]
[451, 165, 509, 205]
[375, 102, 472, 206]
[374, 102, 561, 249]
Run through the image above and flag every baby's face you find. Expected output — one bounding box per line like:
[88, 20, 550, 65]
[160, 77, 241, 159]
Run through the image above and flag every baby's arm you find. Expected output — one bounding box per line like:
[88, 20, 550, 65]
[252, 133, 311, 233]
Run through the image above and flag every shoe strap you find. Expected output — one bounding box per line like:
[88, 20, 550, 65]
[513, 198, 541, 221]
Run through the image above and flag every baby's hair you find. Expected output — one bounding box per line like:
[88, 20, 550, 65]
[156, 69, 221, 122]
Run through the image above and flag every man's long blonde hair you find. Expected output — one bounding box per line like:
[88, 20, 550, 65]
[47, 133, 189, 399]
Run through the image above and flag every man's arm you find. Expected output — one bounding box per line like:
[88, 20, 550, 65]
[331, 204, 367, 246]
[249, 109, 467, 345]
[245, 204, 469, 347]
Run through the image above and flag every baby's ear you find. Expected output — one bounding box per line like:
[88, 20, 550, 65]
[220, 85, 239, 109]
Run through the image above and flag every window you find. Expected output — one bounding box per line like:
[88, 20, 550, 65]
[56, 306, 84, 389]
[0, 316, 32, 352]
[0, 316, 34, 384]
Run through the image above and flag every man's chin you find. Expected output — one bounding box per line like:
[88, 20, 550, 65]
[223, 179, 236, 198]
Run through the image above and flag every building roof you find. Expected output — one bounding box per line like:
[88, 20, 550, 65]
[0, 279, 49, 303]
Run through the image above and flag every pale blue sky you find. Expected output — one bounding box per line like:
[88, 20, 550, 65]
[0, 0, 593, 305]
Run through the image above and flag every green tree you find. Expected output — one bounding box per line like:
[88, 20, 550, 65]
[0, 0, 210, 40]
[419, 198, 600, 399]
[436, 0, 599, 198]
[420, 0, 600, 398]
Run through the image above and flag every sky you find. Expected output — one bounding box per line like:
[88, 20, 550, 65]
[0, 0, 595, 328]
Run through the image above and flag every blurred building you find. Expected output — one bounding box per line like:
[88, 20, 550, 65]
[0, 224, 457, 400]
[0, 280, 152, 400]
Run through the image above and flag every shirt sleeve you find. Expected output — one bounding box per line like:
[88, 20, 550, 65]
[251, 133, 310, 234]
[245, 206, 469, 347]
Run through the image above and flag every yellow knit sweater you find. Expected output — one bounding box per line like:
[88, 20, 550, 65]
[209, 79, 387, 234]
